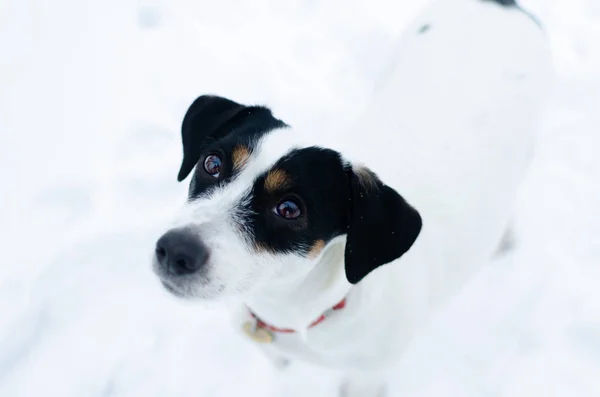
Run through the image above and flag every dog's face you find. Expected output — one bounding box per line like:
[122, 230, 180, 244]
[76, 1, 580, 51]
[152, 95, 422, 300]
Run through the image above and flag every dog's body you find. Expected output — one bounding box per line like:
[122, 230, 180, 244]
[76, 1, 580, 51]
[152, 0, 552, 395]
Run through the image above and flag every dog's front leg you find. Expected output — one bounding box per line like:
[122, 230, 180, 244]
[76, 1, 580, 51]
[340, 371, 386, 397]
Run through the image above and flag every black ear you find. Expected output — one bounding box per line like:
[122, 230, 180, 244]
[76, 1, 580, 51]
[177, 95, 249, 181]
[344, 167, 422, 284]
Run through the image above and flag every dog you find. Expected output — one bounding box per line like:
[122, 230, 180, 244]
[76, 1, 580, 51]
[152, 0, 552, 395]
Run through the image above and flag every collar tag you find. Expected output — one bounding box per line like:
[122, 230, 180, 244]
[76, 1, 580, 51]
[242, 320, 275, 344]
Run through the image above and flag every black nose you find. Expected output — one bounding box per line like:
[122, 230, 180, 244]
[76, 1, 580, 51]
[155, 228, 209, 275]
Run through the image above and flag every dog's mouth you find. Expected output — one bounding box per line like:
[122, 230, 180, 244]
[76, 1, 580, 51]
[160, 280, 187, 298]
[159, 277, 227, 300]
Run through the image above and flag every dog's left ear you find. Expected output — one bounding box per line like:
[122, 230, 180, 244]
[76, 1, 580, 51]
[344, 167, 422, 284]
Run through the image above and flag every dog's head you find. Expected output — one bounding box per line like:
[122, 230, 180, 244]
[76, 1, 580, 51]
[152, 95, 422, 300]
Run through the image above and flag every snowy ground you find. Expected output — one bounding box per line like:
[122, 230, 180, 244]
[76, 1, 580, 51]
[1, 0, 599, 396]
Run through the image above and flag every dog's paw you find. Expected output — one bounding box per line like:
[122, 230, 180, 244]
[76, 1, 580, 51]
[339, 378, 386, 397]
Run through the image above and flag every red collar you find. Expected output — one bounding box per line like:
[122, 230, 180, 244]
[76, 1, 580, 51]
[249, 298, 347, 334]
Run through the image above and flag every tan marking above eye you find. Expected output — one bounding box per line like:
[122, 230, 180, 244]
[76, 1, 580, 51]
[232, 145, 250, 170]
[264, 169, 290, 192]
[307, 240, 325, 259]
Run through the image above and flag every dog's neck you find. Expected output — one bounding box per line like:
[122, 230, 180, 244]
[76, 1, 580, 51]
[243, 239, 352, 331]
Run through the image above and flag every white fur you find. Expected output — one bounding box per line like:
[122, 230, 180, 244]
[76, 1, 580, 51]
[158, 1, 553, 396]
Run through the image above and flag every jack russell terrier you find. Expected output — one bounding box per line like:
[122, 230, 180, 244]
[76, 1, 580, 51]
[152, 0, 552, 395]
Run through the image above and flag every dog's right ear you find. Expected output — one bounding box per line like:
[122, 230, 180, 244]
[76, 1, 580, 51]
[343, 166, 422, 284]
[178, 95, 249, 182]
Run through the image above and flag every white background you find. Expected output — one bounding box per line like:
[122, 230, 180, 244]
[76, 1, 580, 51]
[1, 0, 599, 396]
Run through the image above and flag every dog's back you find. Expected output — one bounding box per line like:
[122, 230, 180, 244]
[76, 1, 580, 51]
[341, 0, 552, 327]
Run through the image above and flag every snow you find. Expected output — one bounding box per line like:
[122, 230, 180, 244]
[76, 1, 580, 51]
[1, 0, 599, 396]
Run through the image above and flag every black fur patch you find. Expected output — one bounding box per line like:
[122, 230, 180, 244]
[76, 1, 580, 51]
[481, 0, 541, 28]
[246, 147, 351, 255]
[483, 0, 517, 6]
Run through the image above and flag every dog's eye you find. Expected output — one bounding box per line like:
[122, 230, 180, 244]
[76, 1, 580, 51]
[203, 154, 222, 177]
[274, 200, 302, 219]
